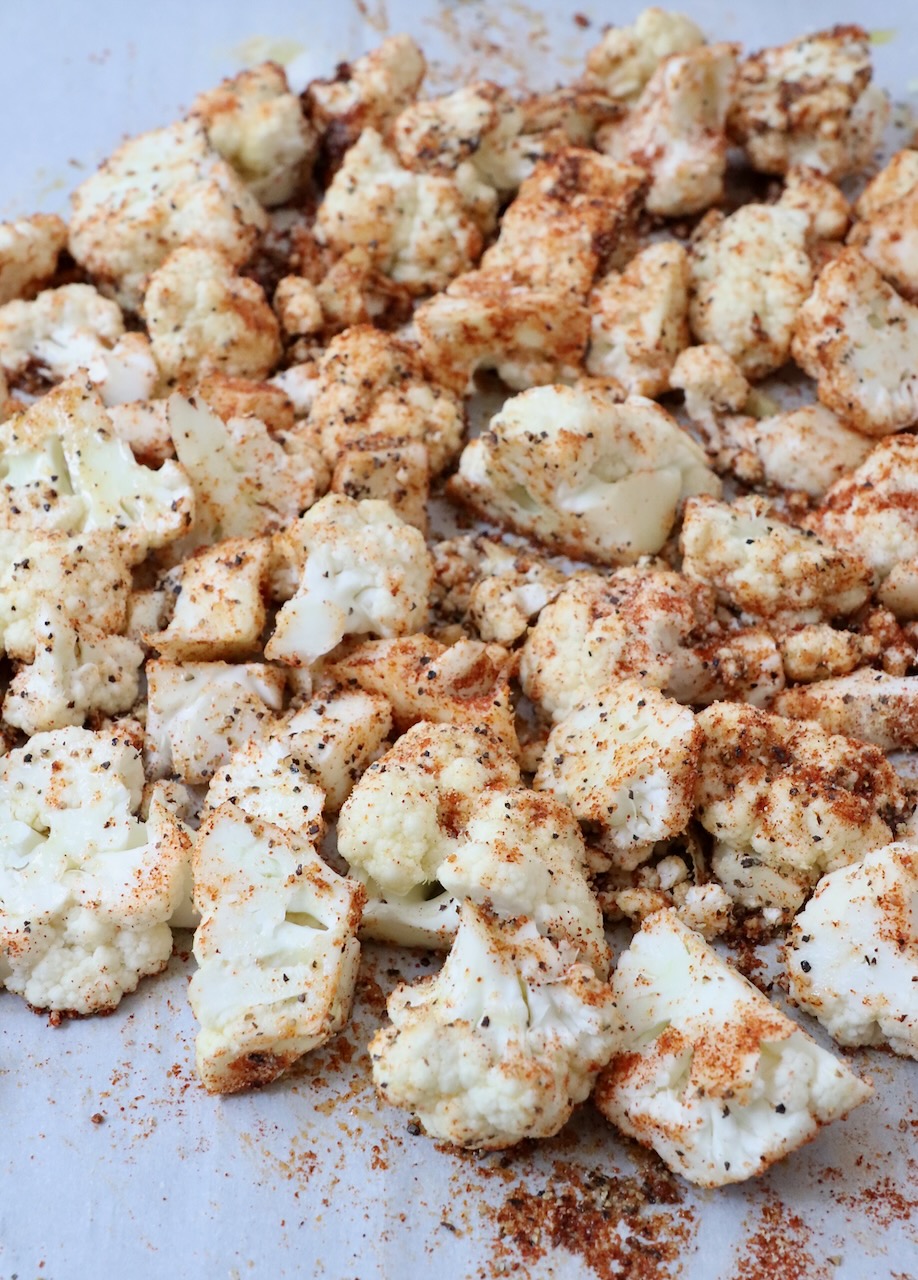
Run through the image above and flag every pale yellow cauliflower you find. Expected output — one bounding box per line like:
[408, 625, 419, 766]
[584, 8, 705, 102]
[0, 214, 68, 305]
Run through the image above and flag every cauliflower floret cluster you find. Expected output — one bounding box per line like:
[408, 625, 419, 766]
[0, 213, 68, 305]
[204, 737, 325, 841]
[849, 150, 918, 300]
[715, 405, 872, 499]
[0, 283, 123, 383]
[331, 434, 429, 532]
[669, 342, 751, 439]
[280, 686, 393, 813]
[584, 7, 706, 102]
[774, 671, 918, 752]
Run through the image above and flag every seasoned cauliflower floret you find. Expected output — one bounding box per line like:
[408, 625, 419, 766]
[681, 495, 873, 625]
[204, 738, 325, 841]
[779, 624, 878, 683]
[189, 804, 364, 1094]
[191, 62, 316, 206]
[584, 8, 705, 102]
[774, 671, 918, 752]
[196, 371, 295, 435]
[105, 398, 173, 465]
[535, 682, 701, 869]
[449, 385, 719, 566]
[306, 34, 426, 159]
[670, 342, 750, 440]
[331, 435, 429, 533]
[0, 214, 68, 304]
[370, 901, 619, 1148]
[68, 119, 267, 311]
[667, 626, 786, 709]
[598, 43, 738, 217]
[0, 283, 123, 384]
[849, 150, 918, 300]
[145, 659, 285, 784]
[716, 405, 872, 499]
[792, 250, 918, 437]
[594, 909, 871, 1187]
[786, 842, 918, 1059]
[696, 701, 904, 920]
[779, 166, 851, 241]
[280, 687, 393, 813]
[0, 727, 189, 1015]
[688, 205, 812, 379]
[728, 25, 888, 180]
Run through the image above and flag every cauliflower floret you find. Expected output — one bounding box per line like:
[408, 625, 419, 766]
[792, 249, 918, 437]
[880, 560, 918, 621]
[197, 371, 295, 435]
[667, 627, 786, 709]
[143, 247, 280, 384]
[3, 613, 142, 735]
[786, 842, 918, 1058]
[0, 727, 189, 1015]
[779, 624, 878, 683]
[306, 34, 426, 159]
[584, 8, 705, 102]
[337, 721, 520, 902]
[204, 737, 325, 841]
[779, 166, 850, 241]
[716, 405, 872, 499]
[594, 909, 871, 1187]
[191, 62, 316, 206]
[146, 537, 269, 661]
[279, 686, 393, 813]
[682, 495, 872, 625]
[369, 901, 619, 1147]
[68, 119, 268, 311]
[330, 435, 429, 533]
[774, 671, 918, 752]
[587, 241, 689, 396]
[315, 129, 481, 295]
[728, 26, 888, 180]
[848, 150, 918, 300]
[189, 803, 363, 1093]
[106, 399, 173, 465]
[0, 214, 68, 304]
[535, 681, 701, 868]
[309, 326, 463, 474]
[449, 385, 719, 566]
[0, 283, 123, 381]
[696, 701, 903, 920]
[265, 495, 432, 666]
[688, 205, 812, 379]
[273, 273, 324, 339]
[670, 343, 750, 440]
[598, 43, 738, 217]
[145, 659, 285, 784]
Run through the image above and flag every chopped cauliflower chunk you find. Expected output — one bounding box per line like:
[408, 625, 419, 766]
[273, 274, 323, 339]
[370, 901, 619, 1147]
[0, 283, 123, 383]
[594, 909, 871, 1187]
[189, 804, 363, 1093]
[668, 627, 786, 709]
[584, 8, 705, 102]
[205, 738, 325, 841]
[331, 436, 429, 533]
[779, 624, 878, 683]
[306, 34, 426, 159]
[449, 384, 720, 565]
[0, 214, 68, 305]
[670, 342, 750, 440]
[717, 405, 872, 499]
[786, 842, 918, 1059]
[774, 671, 918, 752]
[779, 166, 850, 241]
[849, 150, 918, 300]
[196, 371, 295, 435]
[105, 399, 173, 466]
[280, 686, 393, 813]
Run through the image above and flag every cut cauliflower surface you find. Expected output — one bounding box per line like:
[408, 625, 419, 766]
[849, 150, 918, 300]
[774, 671, 918, 752]
[369, 900, 619, 1148]
[280, 687, 393, 813]
[189, 803, 364, 1094]
[778, 624, 879, 684]
[68, 119, 268, 312]
[669, 342, 750, 441]
[309, 325, 463, 474]
[716, 405, 872, 499]
[337, 721, 520, 903]
[779, 166, 851, 242]
[315, 129, 481, 296]
[586, 241, 689, 397]
[695, 701, 904, 921]
[106, 398, 173, 465]
[331, 435, 429, 533]
[196, 371, 296, 435]
[191, 61, 316, 207]
[667, 627, 786, 710]
[598, 43, 737, 217]
[786, 842, 918, 1059]
[728, 25, 888, 180]
[594, 909, 872, 1187]
[0, 283, 124, 383]
[306, 34, 426, 158]
[688, 205, 812, 379]
[143, 247, 281, 384]
[0, 214, 68, 305]
[204, 738, 325, 842]
[0, 726, 189, 1015]
[792, 249, 918, 438]
[681, 495, 873, 625]
[145, 659, 285, 784]
[266, 495, 433, 666]
[449, 385, 719, 566]
[535, 681, 701, 869]
[584, 7, 705, 102]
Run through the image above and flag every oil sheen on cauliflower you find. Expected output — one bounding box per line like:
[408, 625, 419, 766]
[594, 909, 872, 1187]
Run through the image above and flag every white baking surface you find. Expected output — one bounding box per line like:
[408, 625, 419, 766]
[2, 3, 918, 1278]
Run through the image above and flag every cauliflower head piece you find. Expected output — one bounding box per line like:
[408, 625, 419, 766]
[0, 283, 124, 384]
[280, 686, 393, 813]
[716, 405, 872, 499]
[584, 8, 706, 102]
[849, 149, 918, 301]
[774, 670, 918, 753]
[0, 213, 68, 305]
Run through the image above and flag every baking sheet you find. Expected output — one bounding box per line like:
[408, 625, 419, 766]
[2, 2, 918, 1277]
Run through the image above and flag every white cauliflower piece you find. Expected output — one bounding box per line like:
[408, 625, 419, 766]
[143, 247, 281, 383]
[273, 274, 323, 339]
[145, 659, 285, 784]
[281, 686, 393, 813]
[266, 495, 432, 666]
[786, 842, 918, 1058]
[535, 681, 701, 868]
[584, 8, 705, 102]
[0, 283, 123, 382]
[670, 343, 750, 440]
[331, 435, 429, 533]
[105, 398, 173, 465]
[779, 167, 850, 241]
[189, 804, 363, 1093]
[667, 627, 786, 710]
[309, 325, 463, 474]
[681, 495, 873, 625]
[688, 205, 812, 379]
[0, 214, 68, 304]
[196, 371, 295, 435]
[598, 43, 738, 217]
[191, 62, 316, 206]
[779, 624, 878, 683]
[369, 900, 619, 1148]
[449, 385, 719, 566]
[315, 129, 481, 295]
[879, 560, 918, 620]
[696, 701, 903, 920]
[205, 738, 325, 841]
[728, 25, 888, 180]
[435, 536, 571, 646]
[849, 150, 918, 300]
[587, 241, 689, 396]
[0, 726, 189, 1015]
[307, 34, 426, 156]
[68, 119, 268, 311]
[92, 332, 160, 408]
[792, 249, 918, 437]
[594, 909, 871, 1187]
[717, 405, 872, 499]
[774, 671, 918, 752]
